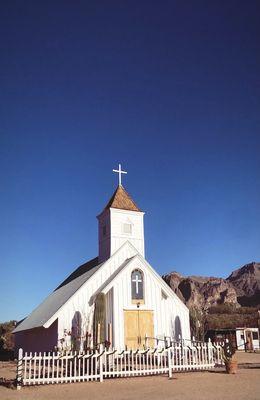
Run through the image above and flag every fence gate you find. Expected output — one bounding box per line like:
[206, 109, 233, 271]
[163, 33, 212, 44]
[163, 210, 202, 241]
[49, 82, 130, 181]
[102, 347, 172, 379]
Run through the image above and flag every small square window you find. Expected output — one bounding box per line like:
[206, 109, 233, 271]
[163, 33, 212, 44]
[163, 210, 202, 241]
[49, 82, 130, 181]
[252, 332, 258, 340]
[123, 223, 132, 234]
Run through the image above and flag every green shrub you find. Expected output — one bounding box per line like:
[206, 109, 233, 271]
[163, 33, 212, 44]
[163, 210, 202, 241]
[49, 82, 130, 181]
[0, 321, 16, 351]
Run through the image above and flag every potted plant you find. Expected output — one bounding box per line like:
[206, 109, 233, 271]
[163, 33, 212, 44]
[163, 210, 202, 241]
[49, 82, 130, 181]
[222, 342, 238, 374]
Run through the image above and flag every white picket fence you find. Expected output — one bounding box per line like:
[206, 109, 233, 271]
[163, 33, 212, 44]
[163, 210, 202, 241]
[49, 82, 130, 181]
[16, 341, 224, 389]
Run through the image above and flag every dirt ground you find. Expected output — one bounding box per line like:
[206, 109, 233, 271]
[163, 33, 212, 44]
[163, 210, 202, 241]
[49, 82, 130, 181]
[0, 352, 259, 400]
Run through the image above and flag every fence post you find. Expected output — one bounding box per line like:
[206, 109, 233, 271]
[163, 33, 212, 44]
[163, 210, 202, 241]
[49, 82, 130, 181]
[167, 347, 173, 379]
[97, 323, 101, 345]
[99, 344, 104, 383]
[16, 348, 23, 390]
[207, 338, 213, 366]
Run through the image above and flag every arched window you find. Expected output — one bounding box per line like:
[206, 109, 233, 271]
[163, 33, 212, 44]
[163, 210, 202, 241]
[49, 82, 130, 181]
[131, 269, 144, 301]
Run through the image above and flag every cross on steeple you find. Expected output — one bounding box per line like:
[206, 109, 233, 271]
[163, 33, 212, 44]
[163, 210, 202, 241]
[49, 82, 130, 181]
[113, 163, 127, 186]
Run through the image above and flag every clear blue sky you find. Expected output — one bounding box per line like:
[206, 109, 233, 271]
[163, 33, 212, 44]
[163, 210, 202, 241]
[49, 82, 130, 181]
[1, 1, 259, 322]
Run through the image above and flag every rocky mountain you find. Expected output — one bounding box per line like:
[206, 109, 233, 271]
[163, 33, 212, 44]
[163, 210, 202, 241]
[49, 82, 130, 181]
[163, 262, 260, 310]
[227, 262, 260, 307]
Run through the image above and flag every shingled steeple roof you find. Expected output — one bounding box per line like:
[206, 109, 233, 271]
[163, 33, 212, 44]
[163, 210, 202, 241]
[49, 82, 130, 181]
[103, 185, 141, 212]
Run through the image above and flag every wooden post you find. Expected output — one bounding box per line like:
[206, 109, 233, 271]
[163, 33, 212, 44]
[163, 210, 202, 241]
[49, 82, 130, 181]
[145, 333, 148, 349]
[99, 344, 104, 382]
[167, 347, 172, 379]
[108, 323, 112, 348]
[97, 323, 101, 347]
[16, 348, 23, 390]
[208, 338, 212, 366]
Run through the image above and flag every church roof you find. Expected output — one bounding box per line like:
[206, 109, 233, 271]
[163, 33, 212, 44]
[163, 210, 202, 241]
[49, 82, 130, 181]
[55, 257, 99, 290]
[103, 185, 141, 212]
[13, 240, 189, 334]
[13, 257, 104, 333]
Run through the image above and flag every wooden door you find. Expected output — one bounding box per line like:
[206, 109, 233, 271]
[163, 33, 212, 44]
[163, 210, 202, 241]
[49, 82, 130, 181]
[124, 311, 139, 349]
[139, 310, 154, 348]
[124, 310, 154, 349]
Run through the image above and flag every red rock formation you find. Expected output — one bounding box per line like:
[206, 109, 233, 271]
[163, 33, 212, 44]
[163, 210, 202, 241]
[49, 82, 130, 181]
[163, 262, 260, 309]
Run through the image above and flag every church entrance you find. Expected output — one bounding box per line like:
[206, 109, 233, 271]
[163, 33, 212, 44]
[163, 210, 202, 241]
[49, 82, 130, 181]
[124, 310, 154, 349]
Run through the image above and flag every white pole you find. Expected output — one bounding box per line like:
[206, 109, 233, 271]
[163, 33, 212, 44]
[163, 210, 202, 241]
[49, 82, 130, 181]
[118, 164, 122, 186]
[167, 347, 172, 379]
[99, 344, 104, 383]
[16, 348, 23, 390]
[208, 338, 212, 366]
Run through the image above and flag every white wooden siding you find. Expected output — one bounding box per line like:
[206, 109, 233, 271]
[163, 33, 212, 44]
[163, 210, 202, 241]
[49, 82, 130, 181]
[98, 208, 145, 262]
[55, 242, 190, 349]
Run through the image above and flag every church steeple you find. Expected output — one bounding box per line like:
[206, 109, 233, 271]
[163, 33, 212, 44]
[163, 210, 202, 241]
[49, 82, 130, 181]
[103, 185, 141, 212]
[97, 165, 145, 262]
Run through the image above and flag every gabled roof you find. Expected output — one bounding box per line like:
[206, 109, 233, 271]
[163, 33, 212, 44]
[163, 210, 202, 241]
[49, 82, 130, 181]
[89, 256, 137, 304]
[13, 242, 139, 334]
[56, 257, 99, 290]
[97, 252, 189, 312]
[13, 241, 188, 334]
[102, 185, 141, 212]
[13, 257, 104, 333]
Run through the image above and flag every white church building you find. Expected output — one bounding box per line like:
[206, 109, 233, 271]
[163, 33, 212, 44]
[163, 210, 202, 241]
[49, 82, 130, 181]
[14, 165, 190, 352]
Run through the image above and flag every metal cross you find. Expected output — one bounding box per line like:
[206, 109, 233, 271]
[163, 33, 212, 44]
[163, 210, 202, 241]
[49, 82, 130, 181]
[113, 163, 127, 186]
[132, 274, 142, 294]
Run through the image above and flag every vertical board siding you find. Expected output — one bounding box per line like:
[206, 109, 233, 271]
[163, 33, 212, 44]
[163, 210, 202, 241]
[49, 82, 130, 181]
[56, 243, 190, 351]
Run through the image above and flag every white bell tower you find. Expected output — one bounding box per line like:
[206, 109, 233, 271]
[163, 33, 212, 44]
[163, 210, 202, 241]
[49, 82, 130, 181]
[97, 165, 145, 262]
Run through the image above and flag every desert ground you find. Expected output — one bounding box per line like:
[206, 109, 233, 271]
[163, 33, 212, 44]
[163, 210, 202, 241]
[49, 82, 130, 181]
[0, 352, 259, 400]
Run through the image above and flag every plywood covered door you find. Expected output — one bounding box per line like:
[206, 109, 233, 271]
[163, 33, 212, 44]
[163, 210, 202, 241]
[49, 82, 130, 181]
[139, 310, 154, 348]
[124, 310, 154, 349]
[124, 311, 139, 349]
